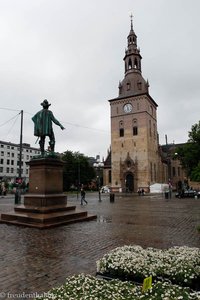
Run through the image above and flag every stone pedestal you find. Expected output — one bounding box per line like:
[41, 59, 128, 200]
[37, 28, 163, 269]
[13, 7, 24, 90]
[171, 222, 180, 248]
[24, 157, 67, 206]
[1, 157, 96, 228]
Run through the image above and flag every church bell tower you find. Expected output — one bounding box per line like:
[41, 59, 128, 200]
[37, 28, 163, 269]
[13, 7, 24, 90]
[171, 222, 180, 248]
[109, 16, 160, 192]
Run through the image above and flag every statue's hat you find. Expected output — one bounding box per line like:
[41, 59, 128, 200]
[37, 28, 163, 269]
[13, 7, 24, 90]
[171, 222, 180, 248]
[41, 99, 51, 108]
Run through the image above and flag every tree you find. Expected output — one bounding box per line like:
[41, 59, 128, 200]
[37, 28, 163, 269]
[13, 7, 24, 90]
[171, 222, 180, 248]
[62, 150, 95, 191]
[176, 121, 200, 180]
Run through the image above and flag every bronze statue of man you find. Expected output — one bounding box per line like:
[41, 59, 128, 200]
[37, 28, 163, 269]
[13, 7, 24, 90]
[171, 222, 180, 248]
[32, 100, 65, 154]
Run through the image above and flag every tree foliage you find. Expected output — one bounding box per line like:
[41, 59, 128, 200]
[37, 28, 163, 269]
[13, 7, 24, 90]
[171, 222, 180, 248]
[176, 121, 200, 181]
[62, 150, 95, 191]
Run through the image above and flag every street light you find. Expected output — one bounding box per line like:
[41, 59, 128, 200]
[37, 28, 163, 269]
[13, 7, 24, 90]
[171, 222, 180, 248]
[93, 160, 104, 201]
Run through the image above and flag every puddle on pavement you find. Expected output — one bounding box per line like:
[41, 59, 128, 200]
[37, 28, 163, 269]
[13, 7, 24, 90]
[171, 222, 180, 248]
[98, 215, 112, 223]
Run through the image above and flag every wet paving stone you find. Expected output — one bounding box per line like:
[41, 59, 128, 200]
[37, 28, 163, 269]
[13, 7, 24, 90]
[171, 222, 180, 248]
[0, 193, 200, 296]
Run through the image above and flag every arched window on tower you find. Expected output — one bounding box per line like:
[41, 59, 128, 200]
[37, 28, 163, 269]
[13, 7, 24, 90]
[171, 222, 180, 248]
[128, 58, 132, 69]
[127, 81, 131, 90]
[137, 80, 142, 90]
[132, 119, 138, 136]
[119, 120, 124, 137]
[134, 58, 138, 69]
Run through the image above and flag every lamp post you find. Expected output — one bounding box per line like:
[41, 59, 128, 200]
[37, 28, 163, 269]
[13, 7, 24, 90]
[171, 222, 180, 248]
[76, 157, 81, 200]
[93, 160, 104, 201]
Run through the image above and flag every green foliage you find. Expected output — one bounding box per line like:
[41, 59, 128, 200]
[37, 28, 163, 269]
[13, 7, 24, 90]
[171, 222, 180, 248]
[175, 121, 200, 181]
[62, 150, 95, 191]
[190, 162, 200, 182]
[188, 121, 200, 143]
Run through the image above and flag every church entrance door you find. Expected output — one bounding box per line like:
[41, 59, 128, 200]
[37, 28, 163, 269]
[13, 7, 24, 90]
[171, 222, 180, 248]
[125, 173, 134, 192]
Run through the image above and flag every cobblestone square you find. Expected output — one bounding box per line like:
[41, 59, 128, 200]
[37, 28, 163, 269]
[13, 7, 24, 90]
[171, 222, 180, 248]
[0, 192, 199, 297]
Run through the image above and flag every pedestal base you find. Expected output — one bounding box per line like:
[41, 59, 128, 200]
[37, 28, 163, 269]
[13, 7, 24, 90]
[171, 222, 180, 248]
[0, 203, 96, 229]
[0, 157, 97, 228]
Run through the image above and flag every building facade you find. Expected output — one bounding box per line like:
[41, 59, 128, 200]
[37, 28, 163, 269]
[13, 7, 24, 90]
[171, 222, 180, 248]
[0, 140, 41, 183]
[104, 18, 185, 192]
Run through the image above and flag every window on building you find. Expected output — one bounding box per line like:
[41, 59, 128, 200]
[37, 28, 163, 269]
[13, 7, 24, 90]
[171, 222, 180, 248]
[137, 81, 142, 90]
[11, 160, 14, 165]
[134, 58, 138, 69]
[7, 159, 10, 165]
[26, 155, 29, 160]
[7, 145, 10, 149]
[7, 152, 10, 157]
[173, 167, 176, 177]
[120, 128, 124, 137]
[133, 126, 138, 135]
[11, 168, 14, 173]
[1, 145, 4, 148]
[26, 169, 29, 175]
[127, 82, 131, 90]
[128, 58, 132, 69]
[0, 159, 3, 164]
[133, 119, 138, 136]
[1, 151, 4, 156]
[119, 121, 124, 137]
[11, 153, 14, 157]
[6, 167, 9, 173]
[0, 167, 3, 172]
[11, 146, 14, 150]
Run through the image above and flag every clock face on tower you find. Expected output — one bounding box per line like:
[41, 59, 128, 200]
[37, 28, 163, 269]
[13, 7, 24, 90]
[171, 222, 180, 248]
[123, 103, 132, 113]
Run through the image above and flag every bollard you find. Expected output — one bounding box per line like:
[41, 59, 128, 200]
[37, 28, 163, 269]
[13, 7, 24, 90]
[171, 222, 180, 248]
[110, 193, 115, 203]
[165, 192, 169, 199]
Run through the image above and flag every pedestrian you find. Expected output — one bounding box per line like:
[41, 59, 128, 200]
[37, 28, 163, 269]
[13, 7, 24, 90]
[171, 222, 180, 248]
[81, 188, 87, 205]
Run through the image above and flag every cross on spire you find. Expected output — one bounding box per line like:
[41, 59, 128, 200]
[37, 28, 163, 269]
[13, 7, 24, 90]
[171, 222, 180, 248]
[130, 13, 133, 30]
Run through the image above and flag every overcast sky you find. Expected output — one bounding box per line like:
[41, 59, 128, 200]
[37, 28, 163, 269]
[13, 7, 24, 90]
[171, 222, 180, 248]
[0, 0, 200, 159]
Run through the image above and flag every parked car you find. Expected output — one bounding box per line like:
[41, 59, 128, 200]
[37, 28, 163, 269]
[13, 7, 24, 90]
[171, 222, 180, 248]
[100, 186, 110, 193]
[175, 189, 199, 198]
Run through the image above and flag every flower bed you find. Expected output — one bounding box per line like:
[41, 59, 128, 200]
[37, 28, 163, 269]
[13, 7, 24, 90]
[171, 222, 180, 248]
[96, 245, 200, 290]
[37, 274, 200, 300]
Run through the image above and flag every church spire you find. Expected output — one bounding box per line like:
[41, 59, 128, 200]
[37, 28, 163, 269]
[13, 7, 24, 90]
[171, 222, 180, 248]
[118, 16, 149, 97]
[125, 13, 141, 73]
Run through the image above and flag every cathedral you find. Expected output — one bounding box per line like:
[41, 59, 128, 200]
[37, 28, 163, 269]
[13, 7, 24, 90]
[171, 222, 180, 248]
[103, 17, 185, 193]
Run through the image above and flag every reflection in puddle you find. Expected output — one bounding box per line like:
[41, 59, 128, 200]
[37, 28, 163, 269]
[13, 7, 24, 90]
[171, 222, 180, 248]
[98, 215, 112, 223]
